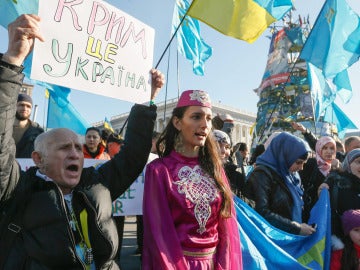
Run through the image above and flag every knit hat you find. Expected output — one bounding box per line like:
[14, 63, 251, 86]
[213, 130, 231, 145]
[107, 133, 124, 144]
[342, 148, 360, 174]
[342, 209, 360, 235]
[17, 93, 33, 106]
[176, 90, 211, 108]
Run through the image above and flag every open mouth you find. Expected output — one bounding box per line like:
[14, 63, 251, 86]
[67, 165, 79, 172]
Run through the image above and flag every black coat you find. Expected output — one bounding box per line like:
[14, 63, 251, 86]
[245, 165, 301, 235]
[15, 120, 44, 158]
[325, 171, 360, 239]
[0, 64, 156, 269]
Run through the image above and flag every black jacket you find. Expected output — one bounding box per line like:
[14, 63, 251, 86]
[245, 165, 301, 235]
[325, 171, 360, 239]
[0, 63, 156, 269]
[15, 120, 44, 158]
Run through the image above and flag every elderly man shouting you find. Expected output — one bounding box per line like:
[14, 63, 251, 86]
[0, 14, 164, 270]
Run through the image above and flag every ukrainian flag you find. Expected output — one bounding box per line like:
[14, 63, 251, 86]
[235, 189, 331, 269]
[187, 0, 292, 43]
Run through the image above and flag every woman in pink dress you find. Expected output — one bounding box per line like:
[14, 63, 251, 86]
[142, 90, 242, 270]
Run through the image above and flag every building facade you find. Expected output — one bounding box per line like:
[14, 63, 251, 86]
[93, 98, 256, 147]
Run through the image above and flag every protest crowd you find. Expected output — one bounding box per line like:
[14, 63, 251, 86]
[1, 5, 360, 270]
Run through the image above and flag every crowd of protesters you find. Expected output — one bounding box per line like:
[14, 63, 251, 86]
[2, 14, 360, 270]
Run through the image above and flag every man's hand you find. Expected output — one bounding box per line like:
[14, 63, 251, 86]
[3, 14, 44, 66]
[150, 69, 165, 101]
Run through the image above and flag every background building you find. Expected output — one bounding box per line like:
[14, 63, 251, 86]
[93, 98, 256, 147]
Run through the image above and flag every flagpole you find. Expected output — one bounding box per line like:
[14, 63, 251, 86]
[154, 0, 196, 68]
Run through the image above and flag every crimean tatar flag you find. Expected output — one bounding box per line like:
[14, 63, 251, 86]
[300, 0, 360, 104]
[187, 0, 293, 43]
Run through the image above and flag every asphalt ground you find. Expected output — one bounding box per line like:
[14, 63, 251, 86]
[119, 216, 141, 270]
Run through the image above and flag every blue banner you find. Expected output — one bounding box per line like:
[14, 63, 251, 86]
[235, 189, 331, 269]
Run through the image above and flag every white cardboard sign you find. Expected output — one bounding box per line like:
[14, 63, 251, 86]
[31, 0, 155, 104]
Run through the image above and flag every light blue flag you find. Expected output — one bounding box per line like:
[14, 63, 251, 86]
[47, 85, 89, 135]
[0, 0, 90, 134]
[300, 0, 360, 103]
[235, 189, 331, 270]
[172, 0, 212, 76]
[307, 62, 337, 120]
[324, 102, 357, 139]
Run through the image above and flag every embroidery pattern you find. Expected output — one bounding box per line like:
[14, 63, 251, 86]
[175, 165, 218, 234]
[189, 90, 211, 105]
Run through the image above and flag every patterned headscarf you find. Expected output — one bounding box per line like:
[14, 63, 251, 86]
[315, 136, 336, 177]
[213, 129, 231, 146]
[343, 148, 360, 174]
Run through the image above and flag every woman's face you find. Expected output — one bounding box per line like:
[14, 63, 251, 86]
[173, 106, 212, 156]
[350, 156, 360, 179]
[218, 142, 231, 163]
[289, 159, 306, 173]
[349, 227, 360, 246]
[85, 130, 101, 152]
[320, 142, 336, 161]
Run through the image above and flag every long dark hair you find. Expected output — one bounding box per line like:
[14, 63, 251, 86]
[156, 106, 233, 217]
[341, 235, 359, 270]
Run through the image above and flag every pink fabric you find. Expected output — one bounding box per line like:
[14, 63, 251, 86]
[315, 136, 336, 176]
[142, 151, 242, 270]
[176, 90, 212, 108]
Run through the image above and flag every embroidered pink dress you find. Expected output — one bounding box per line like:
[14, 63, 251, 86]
[142, 151, 242, 270]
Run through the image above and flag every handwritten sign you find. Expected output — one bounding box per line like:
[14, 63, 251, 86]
[31, 0, 155, 104]
[17, 158, 144, 215]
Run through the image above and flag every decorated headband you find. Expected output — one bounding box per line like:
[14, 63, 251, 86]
[213, 129, 231, 145]
[176, 90, 212, 108]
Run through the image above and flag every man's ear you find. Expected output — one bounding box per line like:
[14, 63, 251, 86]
[31, 151, 42, 167]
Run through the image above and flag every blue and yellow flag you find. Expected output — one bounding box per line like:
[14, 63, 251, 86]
[300, 0, 360, 104]
[187, 0, 292, 43]
[104, 117, 114, 133]
[172, 0, 212, 75]
[235, 189, 331, 269]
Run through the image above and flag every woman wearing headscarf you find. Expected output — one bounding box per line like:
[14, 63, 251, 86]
[320, 149, 360, 243]
[246, 132, 315, 235]
[142, 90, 242, 270]
[300, 136, 339, 222]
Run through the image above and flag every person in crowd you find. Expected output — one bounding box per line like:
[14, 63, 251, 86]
[330, 209, 360, 270]
[105, 133, 125, 262]
[135, 131, 160, 257]
[300, 136, 340, 222]
[334, 141, 345, 162]
[83, 127, 111, 160]
[248, 144, 265, 167]
[213, 129, 246, 200]
[233, 142, 249, 179]
[211, 113, 234, 143]
[291, 121, 347, 162]
[13, 92, 44, 158]
[344, 136, 360, 154]
[319, 149, 360, 243]
[142, 90, 242, 269]
[0, 14, 165, 269]
[246, 132, 315, 235]
[101, 128, 113, 148]
[107, 133, 124, 159]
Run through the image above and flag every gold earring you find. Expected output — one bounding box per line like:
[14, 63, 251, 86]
[174, 132, 184, 154]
